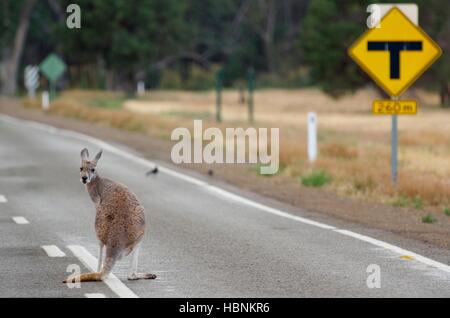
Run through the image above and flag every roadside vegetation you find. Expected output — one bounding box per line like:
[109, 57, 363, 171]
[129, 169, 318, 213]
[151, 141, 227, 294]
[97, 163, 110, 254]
[300, 170, 332, 187]
[421, 214, 437, 224]
[22, 87, 450, 215]
[443, 207, 450, 216]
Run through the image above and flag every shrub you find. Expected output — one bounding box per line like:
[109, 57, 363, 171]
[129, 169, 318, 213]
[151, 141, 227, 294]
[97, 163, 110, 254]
[443, 207, 450, 216]
[300, 170, 332, 187]
[421, 214, 436, 224]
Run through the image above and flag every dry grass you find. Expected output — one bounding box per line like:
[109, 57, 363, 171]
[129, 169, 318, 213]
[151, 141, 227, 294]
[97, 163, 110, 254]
[320, 143, 358, 160]
[24, 88, 450, 208]
[23, 90, 177, 136]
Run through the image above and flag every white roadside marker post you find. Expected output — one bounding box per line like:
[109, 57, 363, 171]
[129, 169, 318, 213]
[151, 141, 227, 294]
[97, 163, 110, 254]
[307, 112, 317, 162]
[137, 81, 145, 96]
[42, 91, 50, 111]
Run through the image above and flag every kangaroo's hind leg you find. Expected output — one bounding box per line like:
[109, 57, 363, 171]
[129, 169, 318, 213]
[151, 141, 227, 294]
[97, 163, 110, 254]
[98, 243, 105, 272]
[127, 242, 157, 280]
[63, 245, 117, 283]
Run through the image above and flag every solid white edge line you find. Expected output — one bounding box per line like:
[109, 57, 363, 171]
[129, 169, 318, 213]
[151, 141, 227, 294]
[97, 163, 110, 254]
[41, 245, 66, 257]
[12, 216, 29, 224]
[2, 115, 450, 274]
[0, 195, 7, 203]
[85, 293, 106, 298]
[334, 229, 450, 273]
[67, 245, 138, 298]
[206, 185, 336, 230]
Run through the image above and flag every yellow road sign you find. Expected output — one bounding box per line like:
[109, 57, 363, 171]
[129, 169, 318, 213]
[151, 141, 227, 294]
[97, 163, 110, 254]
[349, 7, 441, 97]
[372, 99, 417, 115]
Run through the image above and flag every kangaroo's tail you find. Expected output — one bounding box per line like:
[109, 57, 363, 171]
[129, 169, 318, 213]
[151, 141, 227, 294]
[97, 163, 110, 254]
[63, 247, 119, 283]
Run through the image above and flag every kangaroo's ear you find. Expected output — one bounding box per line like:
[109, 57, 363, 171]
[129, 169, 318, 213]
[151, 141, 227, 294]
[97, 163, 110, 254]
[94, 150, 103, 162]
[81, 148, 89, 160]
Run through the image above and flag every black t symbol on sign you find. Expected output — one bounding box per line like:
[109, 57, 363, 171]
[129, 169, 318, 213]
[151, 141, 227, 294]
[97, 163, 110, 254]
[367, 41, 422, 79]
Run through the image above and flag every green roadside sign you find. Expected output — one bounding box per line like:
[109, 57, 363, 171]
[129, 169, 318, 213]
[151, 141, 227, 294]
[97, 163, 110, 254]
[39, 54, 66, 99]
[40, 54, 66, 82]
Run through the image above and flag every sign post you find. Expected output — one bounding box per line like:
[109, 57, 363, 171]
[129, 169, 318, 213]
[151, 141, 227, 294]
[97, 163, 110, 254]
[247, 68, 255, 123]
[215, 69, 223, 123]
[348, 5, 441, 186]
[391, 97, 398, 185]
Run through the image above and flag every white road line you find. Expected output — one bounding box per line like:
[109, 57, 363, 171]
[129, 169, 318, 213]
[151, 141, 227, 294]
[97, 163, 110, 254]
[12, 216, 29, 224]
[2, 114, 450, 275]
[206, 185, 335, 230]
[41, 245, 66, 257]
[85, 293, 106, 298]
[0, 195, 7, 203]
[67, 245, 138, 298]
[335, 229, 450, 273]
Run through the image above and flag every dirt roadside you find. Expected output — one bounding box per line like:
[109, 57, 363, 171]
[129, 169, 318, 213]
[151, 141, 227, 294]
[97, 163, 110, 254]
[1, 96, 449, 249]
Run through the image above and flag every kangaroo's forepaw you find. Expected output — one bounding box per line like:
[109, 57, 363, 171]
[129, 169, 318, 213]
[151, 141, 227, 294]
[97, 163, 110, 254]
[127, 273, 157, 280]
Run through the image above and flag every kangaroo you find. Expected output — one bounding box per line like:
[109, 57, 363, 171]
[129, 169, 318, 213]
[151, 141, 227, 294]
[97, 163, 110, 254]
[64, 148, 156, 283]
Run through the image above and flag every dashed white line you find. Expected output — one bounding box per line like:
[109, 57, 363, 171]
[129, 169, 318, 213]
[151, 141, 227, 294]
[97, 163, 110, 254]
[3, 115, 450, 277]
[12, 216, 30, 224]
[0, 195, 7, 203]
[42, 245, 66, 257]
[85, 293, 106, 298]
[67, 245, 138, 298]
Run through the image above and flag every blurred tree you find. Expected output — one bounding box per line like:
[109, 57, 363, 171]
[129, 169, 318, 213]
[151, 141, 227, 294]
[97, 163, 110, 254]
[247, 0, 277, 73]
[55, 0, 187, 92]
[0, 0, 37, 95]
[185, 0, 239, 59]
[300, 0, 449, 101]
[300, 0, 369, 96]
[418, 0, 450, 107]
[1, 0, 446, 96]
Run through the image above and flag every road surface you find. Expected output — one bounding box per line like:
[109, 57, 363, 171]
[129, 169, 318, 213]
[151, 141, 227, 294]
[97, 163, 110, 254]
[1, 114, 450, 297]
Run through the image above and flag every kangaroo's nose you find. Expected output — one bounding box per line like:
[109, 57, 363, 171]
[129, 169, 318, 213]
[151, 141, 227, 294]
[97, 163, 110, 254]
[82, 176, 88, 183]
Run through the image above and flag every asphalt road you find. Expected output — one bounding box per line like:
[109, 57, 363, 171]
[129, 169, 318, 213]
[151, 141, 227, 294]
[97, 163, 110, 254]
[1, 114, 450, 298]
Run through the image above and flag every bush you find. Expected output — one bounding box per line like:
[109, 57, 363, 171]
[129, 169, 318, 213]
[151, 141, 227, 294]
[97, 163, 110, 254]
[391, 195, 424, 210]
[300, 170, 332, 187]
[443, 207, 450, 216]
[421, 214, 436, 224]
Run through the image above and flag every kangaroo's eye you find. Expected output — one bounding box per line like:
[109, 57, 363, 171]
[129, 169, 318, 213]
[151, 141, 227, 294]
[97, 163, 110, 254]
[91, 169, 95, 173]
[80, 167, 83, 172]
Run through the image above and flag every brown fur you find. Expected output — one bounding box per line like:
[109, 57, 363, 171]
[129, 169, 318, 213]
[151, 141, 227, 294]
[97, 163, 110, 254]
[88, 176, 146, 259]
